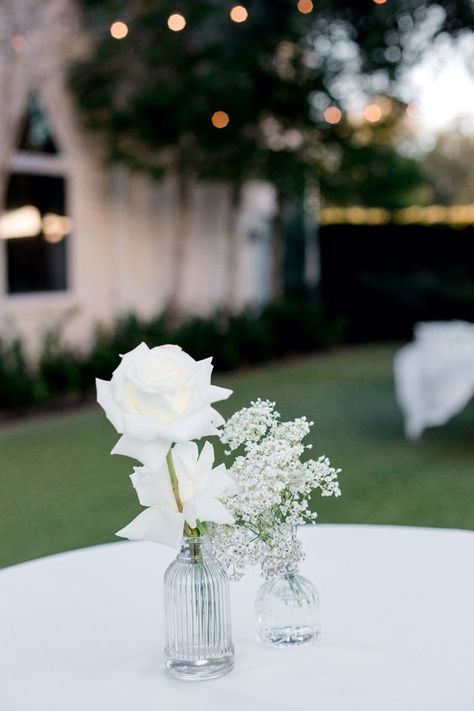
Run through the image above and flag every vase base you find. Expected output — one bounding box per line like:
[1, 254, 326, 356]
[258, 625, 320, 647]
[165, 653, 234, 681]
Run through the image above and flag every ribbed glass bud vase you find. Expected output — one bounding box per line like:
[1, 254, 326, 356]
[255, 570, 320, 647]
[164, 536, 234, 680]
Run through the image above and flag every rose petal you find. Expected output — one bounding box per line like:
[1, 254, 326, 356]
[197, 463, 237, 500]
[183, 498, 234, 529]
[160, 407, 222, 442]
[122, 412, 167, 442]
[111, 434, 170, 468]
[116, 507, 184, 548]
[96, 378, 125, 433]
[130, 466, 178, 510]
[171, 442, 199, 502]
[208, 384, 233, 403]
[209, 407, 225, 428]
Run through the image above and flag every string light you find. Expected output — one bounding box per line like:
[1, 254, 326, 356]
[11, 35, 28, 53]
[211, 111, 230, 128]
[110, 21, 128, 39]
[230, 5, 248, 22]
[297, 0, 314, 13]
[364, 104, 382, 123]
[167, 13, 186, 31]
[324, 106, 342, 125]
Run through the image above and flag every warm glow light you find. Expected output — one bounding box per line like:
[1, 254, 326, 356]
[320, 204, 474, 227]
[0, 206, 41, 240]
[230, 5, 248, 22]
[11, 35, 28, 53]
[324, 106, 342, 125]
[406, 103, 418, 120]
[364, 104, 383, 123]
[373, 0, 388, 4]
[43, 214, 72, 244]
[297, 0, 314, 13]
[167, 13, 186, 31]
[110, 21, 128, 39]
[211, 111, 230, 129]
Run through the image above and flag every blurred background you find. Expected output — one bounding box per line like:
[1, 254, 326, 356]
[1, 0, 473, 568]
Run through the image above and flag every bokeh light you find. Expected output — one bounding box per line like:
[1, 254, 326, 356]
[230, 5, 248, 23]
[11, 35, 28, 53]
[406, 103, 419, 120]
[297, 0, 314, 14]
[324, 106, 342, 125]
[211, 111, 230, 129]
[364, 104, 383, 123]
[167, 13, 186, 31]
[110, 21, 128, 40]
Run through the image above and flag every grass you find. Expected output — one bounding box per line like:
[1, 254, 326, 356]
[1, 343, 473, 569]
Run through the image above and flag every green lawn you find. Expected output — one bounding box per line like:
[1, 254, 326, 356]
[1, 344, 473, 569]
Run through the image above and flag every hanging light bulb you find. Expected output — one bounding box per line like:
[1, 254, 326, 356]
[324, 107, 342, 125]
[167, 13, 186, 31]
[364, 104, 382, 123]
[211, 111, 230, 128]
[297, 0, 314, 14]
[110, 21, 128, 39]
[230, 5, 249, 22]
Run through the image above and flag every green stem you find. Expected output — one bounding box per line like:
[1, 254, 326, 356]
[166, 448, 183, 512]
[166, 448, 199, 538]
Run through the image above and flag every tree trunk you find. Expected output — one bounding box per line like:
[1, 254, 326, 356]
[168, 167, 192, 319]
[225, 182, 243, 314]
[271, 192, 286, 302]
[303, 183, 321, 297]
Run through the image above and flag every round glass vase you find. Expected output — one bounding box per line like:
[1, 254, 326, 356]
[255, 569, 320, 647]
[164, 535, 234, 680]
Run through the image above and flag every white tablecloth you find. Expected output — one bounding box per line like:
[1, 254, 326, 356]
[394, 321, 474, 439]
[1, 525, 474, 711]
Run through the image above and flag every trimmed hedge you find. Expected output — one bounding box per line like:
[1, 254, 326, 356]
[0, 300, 343, 414]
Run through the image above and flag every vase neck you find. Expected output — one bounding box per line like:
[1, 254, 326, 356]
[178, 535, 210, 562]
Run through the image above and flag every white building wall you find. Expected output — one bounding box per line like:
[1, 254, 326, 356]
[0, 0, 275, 358]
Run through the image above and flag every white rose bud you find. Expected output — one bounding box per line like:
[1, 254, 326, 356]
[96, 343, 232, 467]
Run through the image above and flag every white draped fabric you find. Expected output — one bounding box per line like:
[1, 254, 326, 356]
[394, 321, 474, 439]
[1, 525, 474, 711]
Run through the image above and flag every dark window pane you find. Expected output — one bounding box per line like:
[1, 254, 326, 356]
[17, 96, 58, 154]
[4, 173, 69, 294]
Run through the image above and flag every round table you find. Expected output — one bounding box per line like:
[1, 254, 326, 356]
[1, 525, 474, 711]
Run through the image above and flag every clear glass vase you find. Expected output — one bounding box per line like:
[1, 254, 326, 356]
[164, 535, 234, 680]
[255, 570, 320, 646]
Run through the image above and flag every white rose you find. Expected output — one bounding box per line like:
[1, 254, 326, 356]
[96, 343, 232, 467]
[116, 441, 237, 548]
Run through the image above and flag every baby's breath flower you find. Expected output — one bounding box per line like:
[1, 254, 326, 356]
[211, 400, 342, 579]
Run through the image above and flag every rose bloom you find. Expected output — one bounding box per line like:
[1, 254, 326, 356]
[116, 441, 237, 548]
[96, 343, 232, 467]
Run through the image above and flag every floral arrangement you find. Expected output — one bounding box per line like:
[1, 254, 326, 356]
[97, 343, 341, 573]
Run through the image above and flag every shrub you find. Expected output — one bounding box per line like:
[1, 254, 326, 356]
[0, 300, 341, 414]
[0, 339, 43, 410]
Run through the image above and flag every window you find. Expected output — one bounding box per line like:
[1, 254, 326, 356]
[1, 96, 70, 294]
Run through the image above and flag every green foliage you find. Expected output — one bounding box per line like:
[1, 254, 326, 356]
[70, 0, 472, 194]
[0, 301, 342, 413]
[0, 340, 43, 409]
[38, 332, 85, 399]
[320, 141, 426, 210]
